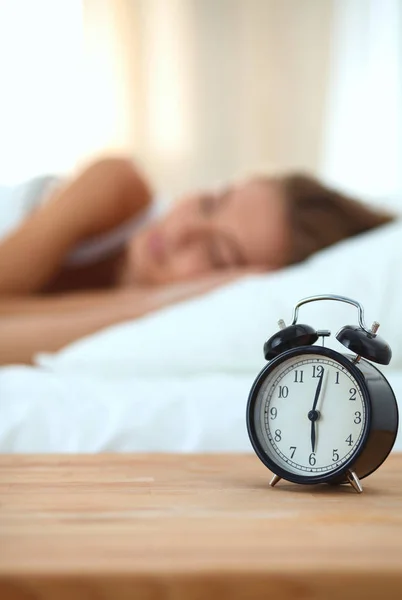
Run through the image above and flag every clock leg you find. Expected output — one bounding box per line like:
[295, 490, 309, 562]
[269, 474, 281, 487]
[347, 470, 363, 494]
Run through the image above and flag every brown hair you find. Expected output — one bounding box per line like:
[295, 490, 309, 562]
[281, 174, 395, 265]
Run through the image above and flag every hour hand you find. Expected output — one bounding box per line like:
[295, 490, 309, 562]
[309, 411, 320, 453]
[311, 420, 316, 453]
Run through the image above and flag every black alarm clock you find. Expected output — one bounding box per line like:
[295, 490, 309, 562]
[246, 294, 399, 493]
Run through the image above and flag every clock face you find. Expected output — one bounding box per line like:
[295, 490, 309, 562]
[248, 350, 369, 481]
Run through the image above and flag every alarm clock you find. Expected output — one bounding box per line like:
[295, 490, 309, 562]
[246, 294, 399, 493]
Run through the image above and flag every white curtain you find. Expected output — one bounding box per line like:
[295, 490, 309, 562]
[0, 0, 84, 184]
[0, 0, 335, 193]
[0, 0, 400, 205]
[102, 0, 337, 196]
[120, 0, 335, 196]
[321, 0, 402, 208]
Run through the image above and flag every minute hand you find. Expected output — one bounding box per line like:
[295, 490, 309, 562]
[312, 370, 324, 412]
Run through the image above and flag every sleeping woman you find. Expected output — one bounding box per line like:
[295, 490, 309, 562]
[0, 157, 393, 364]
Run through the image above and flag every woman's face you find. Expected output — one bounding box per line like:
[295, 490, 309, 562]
[124, 177, 287, 286]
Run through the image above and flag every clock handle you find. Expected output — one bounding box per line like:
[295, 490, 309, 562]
[291, 294, 372, 335]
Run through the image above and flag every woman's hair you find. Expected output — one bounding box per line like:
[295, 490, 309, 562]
[280, 174, 395, 265]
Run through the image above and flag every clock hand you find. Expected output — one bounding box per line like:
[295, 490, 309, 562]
[312, 370, 324, 412]
[311, 420, 316, 454]
[309, 369, 324, 453]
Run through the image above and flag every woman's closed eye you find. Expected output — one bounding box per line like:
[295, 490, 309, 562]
[199, 186, 231, 217]
[206, 233, 244, 269]
[199, 193, 218, 216]
[207, 238, 228, 269]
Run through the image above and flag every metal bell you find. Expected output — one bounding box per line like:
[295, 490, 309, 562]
[336, 325, 392, 365]
[264, 324, 318, 360]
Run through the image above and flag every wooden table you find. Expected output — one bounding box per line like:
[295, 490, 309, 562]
[1, 454, 402, 600]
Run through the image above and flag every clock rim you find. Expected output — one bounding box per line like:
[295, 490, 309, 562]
[246, 345, 372, 485]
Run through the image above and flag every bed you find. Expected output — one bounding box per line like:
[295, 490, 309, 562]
[1, 212, 402, 453]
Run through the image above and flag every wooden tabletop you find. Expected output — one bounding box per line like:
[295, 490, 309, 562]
[1, 453, 402, 600]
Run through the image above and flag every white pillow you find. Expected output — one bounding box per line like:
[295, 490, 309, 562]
[37, 219, 402, 376]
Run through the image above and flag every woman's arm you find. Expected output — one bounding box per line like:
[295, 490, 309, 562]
[0, 271, 243, 365]
[0, 290, 151, 365]
[0, 157, 151, 296]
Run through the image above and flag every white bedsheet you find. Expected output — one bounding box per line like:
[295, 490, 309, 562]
[0, 367, 253, 452]
[0, 365, 401, 453]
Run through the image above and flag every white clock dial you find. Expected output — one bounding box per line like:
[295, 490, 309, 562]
[253, 354, 366, 476]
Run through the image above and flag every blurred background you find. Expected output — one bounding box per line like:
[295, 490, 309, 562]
[0, 0, 401, 208]
[1, 0, 402, 455]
